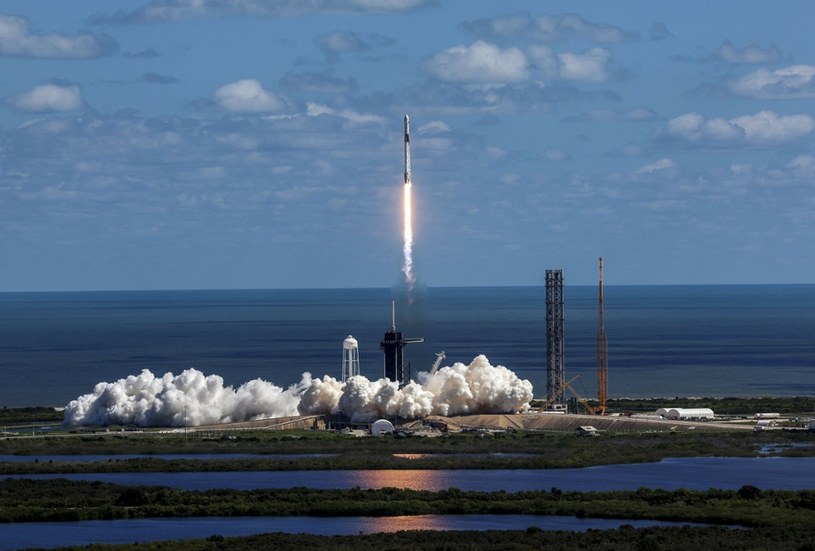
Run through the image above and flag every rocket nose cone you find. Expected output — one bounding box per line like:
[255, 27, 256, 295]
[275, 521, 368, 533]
[405, 114, 409, 123]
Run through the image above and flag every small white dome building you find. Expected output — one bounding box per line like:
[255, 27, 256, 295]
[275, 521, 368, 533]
[371, 419, 395, 436]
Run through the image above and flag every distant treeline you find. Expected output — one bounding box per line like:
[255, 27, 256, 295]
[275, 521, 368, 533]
[606, 396, 815, 415]
[0, 406, 63, 425]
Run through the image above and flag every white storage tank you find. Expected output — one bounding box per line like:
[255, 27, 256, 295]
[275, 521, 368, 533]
[656, 407, 714, 420]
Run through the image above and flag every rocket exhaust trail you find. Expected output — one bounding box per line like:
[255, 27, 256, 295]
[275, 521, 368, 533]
[402, 114, 415, 297]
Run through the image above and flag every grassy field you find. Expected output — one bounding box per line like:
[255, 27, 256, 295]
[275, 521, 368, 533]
[2, 400, 813, 551]
[47, 525, 815, 551]
[1, 428, 813, 474]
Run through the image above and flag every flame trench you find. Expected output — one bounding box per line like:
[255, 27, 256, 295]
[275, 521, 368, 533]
[402, 180, 415, 294]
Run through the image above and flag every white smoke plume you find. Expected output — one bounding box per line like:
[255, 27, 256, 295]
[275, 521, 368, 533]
[63, 369, 304, 427]
[64, 355, 533, 427]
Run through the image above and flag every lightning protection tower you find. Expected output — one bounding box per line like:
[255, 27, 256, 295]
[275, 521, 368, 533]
[597, 257, 608, 415]
[545, 269, 566, 410]
[342, 335, 360, 381]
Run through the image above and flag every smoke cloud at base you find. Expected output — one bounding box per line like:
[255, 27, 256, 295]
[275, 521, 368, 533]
[64, 355, 533, 427]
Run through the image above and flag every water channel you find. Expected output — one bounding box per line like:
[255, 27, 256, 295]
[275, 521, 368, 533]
[0, 515, 719, 550]
[4, 456, 815, 492]
[2, 456, 813, 550]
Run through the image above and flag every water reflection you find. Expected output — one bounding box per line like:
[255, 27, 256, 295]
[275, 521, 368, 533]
[364, 515, 451, 533]
[4, 457, 815, 492]
[350, 469, 450, 490]
[392, 453, 536, 460]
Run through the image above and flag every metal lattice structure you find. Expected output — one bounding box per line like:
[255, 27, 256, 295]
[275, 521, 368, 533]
[597, 257, 608, 415]
[545, 269, 565, 408]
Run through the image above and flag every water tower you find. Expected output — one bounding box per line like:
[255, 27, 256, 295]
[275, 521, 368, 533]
[342, 335, 360, 381]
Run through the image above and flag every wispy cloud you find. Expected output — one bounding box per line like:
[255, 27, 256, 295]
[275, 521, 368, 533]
[4, 83, 84, 113]
[280, 71, 358, 95]
[729, 65, 815, 99]
[0, 14, 117, 58]
[89, 0, 436, 25]
[461, 12, 638, 44]
[138, 73, 178, 84]
[663, 110, 815, 146]
[305, 103, 385, 126]
[717, 40, 781, 64]
[648, 22, 673, 41]
[315, 31, 392, 63]
[636, 158, 674, 174]
[563, 107, 657, 123]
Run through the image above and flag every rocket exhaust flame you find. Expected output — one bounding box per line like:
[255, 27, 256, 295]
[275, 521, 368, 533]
[402, 180, 415, 291]
[402, 114, 415, 298]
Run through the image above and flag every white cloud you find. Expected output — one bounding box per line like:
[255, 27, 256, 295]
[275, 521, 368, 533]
[306, 103, 385, 126]
[0, 15, 115, 58]
[424, 41, 528, 83]
[214, 79, 284, 113]
[6, 84, 83, 113]
[528, 45, 612, 82]
[636, 158, 674, 174]
[557, 48, 611, 82]
[729, 65, 815, 99]
[665, 111, 815, 145]
[717, 41, 780, 64]
[731, 111, 815, 143]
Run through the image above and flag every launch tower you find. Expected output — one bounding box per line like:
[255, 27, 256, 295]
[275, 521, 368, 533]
[380, 302, 424, 386]
[545, 269, 566, 409]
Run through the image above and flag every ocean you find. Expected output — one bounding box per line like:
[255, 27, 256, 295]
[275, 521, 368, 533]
[0, 285, 813, 408]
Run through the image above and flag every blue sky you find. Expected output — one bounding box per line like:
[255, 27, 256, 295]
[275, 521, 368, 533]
[1, 0, 814, 291]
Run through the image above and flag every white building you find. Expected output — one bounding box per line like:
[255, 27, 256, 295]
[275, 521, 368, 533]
[656, 407, 714, 421]
[371, 419, 395, 436]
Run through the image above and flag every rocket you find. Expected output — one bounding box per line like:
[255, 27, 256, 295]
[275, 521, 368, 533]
[404, 114, 411, 184]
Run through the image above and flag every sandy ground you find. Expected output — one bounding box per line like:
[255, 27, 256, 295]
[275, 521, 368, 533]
[196, 412, 752, 433]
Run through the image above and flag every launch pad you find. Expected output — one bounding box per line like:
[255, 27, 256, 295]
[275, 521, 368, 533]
[380, 302, 424, 386]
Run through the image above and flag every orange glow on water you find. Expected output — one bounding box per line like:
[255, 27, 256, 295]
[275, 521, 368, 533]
[351, 469, 448, 491]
